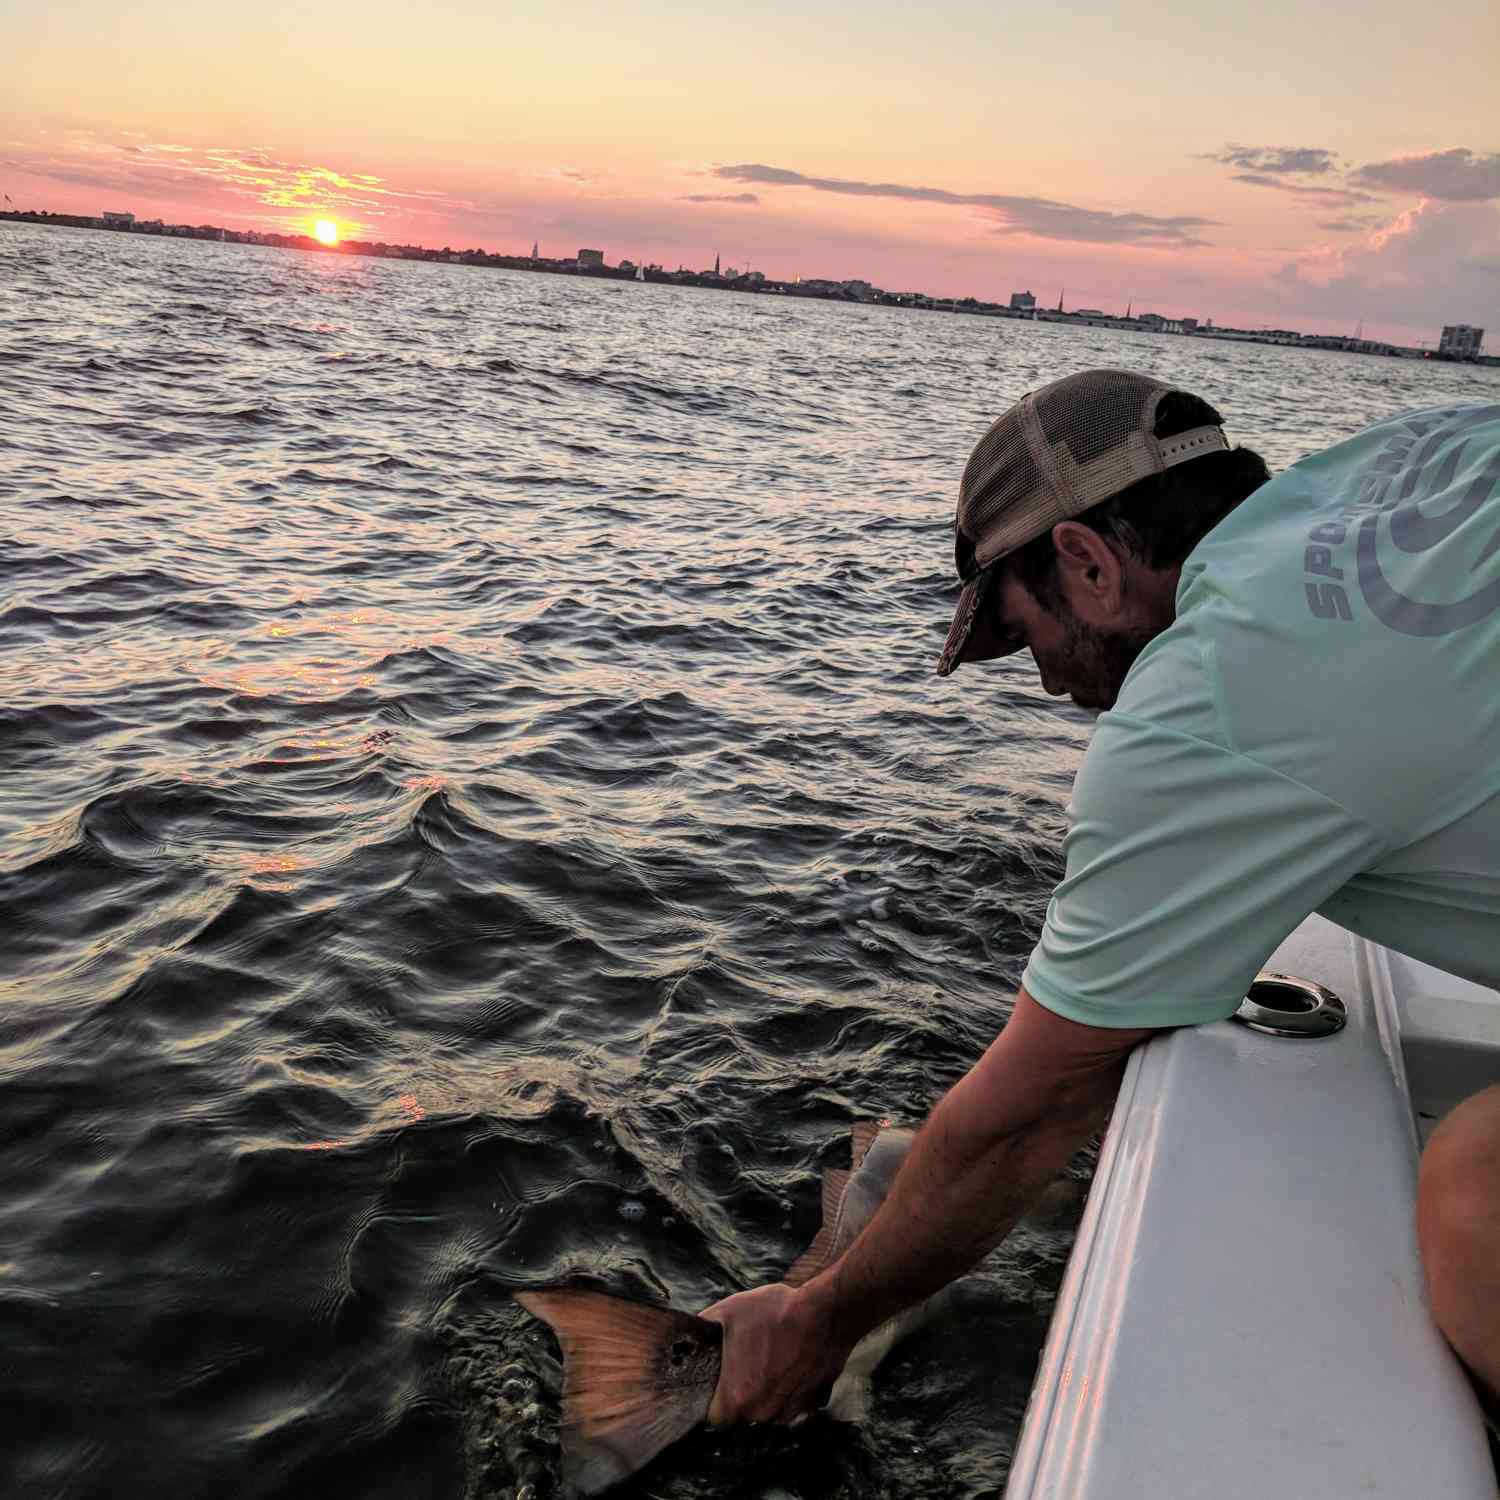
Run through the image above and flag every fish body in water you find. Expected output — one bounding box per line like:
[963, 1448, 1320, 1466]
[515, 1122, 936, 1497]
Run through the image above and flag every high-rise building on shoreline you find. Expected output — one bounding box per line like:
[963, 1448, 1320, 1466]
[1439, 324, 1485, 360]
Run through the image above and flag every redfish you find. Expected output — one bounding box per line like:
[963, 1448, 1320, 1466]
[516, 1121, 931, 1496]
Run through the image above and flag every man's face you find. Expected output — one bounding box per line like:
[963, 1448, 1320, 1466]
[990, 566, 1152, 712]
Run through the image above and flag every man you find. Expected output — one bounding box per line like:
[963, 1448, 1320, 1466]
[702, 368, 1500, 1427]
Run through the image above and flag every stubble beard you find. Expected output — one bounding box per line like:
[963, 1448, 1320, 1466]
[1063, 615, 1155, 712]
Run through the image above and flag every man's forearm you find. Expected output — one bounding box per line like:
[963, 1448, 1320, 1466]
[804, 1002, 1141, 1346]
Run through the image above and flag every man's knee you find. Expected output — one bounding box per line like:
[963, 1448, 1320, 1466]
[1420, 1085, 1500, 1215]
[1418, 1085, 1500, 1375]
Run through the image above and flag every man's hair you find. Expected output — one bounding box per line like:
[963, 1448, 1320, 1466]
[1004, 391, 1271, 615]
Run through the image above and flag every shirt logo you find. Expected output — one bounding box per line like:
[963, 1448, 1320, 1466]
[1348, 405, 1500, 636]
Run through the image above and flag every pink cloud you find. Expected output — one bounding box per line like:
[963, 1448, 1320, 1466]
[709, 162, 1218, 248]
[1352, 149, 1500, 203]
[532, 166, 605, 187]
[1270, 199, 1500, 336]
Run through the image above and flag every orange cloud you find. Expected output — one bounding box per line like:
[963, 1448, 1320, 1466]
[5, 131, 454, 237]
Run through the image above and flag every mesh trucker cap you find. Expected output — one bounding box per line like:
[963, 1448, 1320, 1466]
[935, 368, 1228, 676]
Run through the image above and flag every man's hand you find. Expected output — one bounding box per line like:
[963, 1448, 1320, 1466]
[700, 1281, 855, 1426]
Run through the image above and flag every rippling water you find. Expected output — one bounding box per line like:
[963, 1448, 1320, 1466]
[3, 222, 1497, 1500]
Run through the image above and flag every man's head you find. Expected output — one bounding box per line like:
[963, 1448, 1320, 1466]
[937, 369, 1270, 710]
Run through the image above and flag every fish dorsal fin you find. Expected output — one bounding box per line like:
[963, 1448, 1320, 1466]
[783, 1120, 894, 1289]
[515, 1289, 722, 1497]
[849, 1119, 888, 1173]
[782, 1167, 850, 1288]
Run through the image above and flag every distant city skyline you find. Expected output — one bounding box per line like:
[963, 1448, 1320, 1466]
[9, 209, 1488, 364]
[5, 0, 1498, 347]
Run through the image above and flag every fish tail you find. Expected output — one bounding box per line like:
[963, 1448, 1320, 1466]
[515, 1288, 722, 1497]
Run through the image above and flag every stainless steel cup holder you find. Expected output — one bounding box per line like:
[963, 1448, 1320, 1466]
[1232, 971, 1347, 1039]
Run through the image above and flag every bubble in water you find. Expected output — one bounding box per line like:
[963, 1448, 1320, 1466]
[618, 1199, 646, 1221]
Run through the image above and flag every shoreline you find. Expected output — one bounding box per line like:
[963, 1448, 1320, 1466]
[4, 211, 1493, 367]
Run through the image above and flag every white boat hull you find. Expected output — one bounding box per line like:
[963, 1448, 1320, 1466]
[1008, 915, 1498, 1497]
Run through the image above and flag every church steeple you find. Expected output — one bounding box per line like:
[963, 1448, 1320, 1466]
[714, 251, 721, 275]
[1056, 286, 1064, 313]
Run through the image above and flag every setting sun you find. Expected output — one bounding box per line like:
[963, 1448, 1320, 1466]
[314, 219, 338, 246]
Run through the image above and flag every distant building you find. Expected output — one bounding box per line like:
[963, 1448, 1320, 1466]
[577, 248, 604, 269]
[1137, 312, 1166, 330]
[1439, 324, 1485, 360]
[1075, 308, 1106, 319]
[618, 259, 636, 274]
[101, 211, 134, 227]
[1181, 317, 1199, 332]
[840, 279, 876, 300]
[1009, 290, 1036, 310]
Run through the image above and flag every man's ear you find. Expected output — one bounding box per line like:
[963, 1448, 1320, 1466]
[1051, 522, 1124, 607]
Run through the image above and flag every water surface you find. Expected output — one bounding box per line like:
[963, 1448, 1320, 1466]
[3, 223, 1497, 1499]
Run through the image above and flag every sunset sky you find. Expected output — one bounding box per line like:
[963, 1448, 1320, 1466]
[5, 0, 1497, 345]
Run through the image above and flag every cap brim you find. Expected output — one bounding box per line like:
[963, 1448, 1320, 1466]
[935, 566, 1023, 676]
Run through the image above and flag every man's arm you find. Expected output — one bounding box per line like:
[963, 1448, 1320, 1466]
[703, 988, 1156, 1424]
